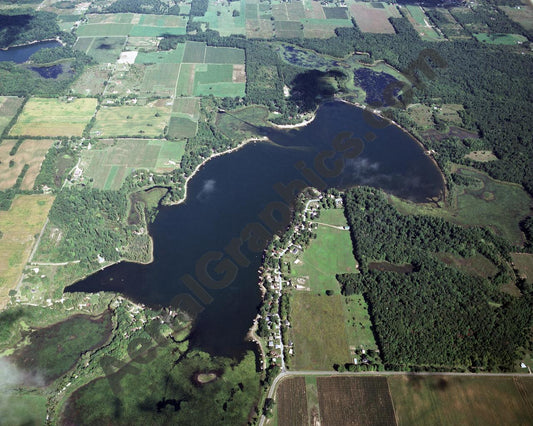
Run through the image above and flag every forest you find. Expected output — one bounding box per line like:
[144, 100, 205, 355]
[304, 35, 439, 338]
[337, 187, 532, 371]
[0, 11, 62, 48]
[102, 0, 181, 15]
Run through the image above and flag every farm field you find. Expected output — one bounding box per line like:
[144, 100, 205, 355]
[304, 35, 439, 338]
[9, 98, 97, 137]
[0, 194, 54, 308]
[276, 377, 309, 426]
[92, 99, 172, 138]
[81, 139, 185, 190]
[389, 375, 533, 425]
[0, 139, 54, 190]
[403, 5, 444, 40]
[317, 376, 397, 425]
[0, 96, 23, 135]
[350, 2, 400, 34]
[69, 65, 112, 96]
[291, 208, 357, 294]
[289, 292, 352, 370]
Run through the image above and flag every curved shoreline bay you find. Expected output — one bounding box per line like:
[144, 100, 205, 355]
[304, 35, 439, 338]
[66, 101, 445, 358]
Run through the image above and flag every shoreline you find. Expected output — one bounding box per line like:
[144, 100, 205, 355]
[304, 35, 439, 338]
[336, 97, 449, 202]
[268, 112, 316, 129]
[0, 37, 65, 51]
[170, 136, 270, 207]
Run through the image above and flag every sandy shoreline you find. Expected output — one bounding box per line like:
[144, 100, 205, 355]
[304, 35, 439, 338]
[268, 112, 316, 129]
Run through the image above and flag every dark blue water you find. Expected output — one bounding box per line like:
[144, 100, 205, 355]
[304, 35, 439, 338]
[66, 101, 444, 358]
[354, 68, 401, 106]
[0, 40, 61, 63]
[30, 64, 63, 78]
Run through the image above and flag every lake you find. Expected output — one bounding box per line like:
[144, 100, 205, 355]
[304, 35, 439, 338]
[66, 101, 444, 358]
[0, 40, 61, 63]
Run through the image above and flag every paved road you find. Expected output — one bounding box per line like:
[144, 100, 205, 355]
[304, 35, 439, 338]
[258, 369, 532, 426]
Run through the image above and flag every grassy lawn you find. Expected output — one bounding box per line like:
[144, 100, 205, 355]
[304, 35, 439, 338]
[474, 33, 528, 45]
[291, 208, 356, 294]
[0, 195, 54, 308]
[92, 100, 171, 138]
[10, 98, 97, 137]
[343, 294, 378, 351]
[289, 292, 351, 370]
[388, 375, 533, 425]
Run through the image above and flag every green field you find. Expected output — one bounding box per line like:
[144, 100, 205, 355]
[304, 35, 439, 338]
[216, 105, 270, 141]
[405, 5, 443, 40]
[175, 63, 196, 96]
[183, 41, 207, 63]
[290, 292, 352, 370]
[92, 100, 171, 138]
[1, 392, 47, 426]
[69, 65, 111, 96]
[167, 116, 198, 139]
[389, 375, 533, 425]
[391, 167, 532, 245]
[291, 208, 357, 294]
[76, 23, 133, 37]
[129, 26, 186, 37]
[343, 294, 378, 351]
[474, 33, 528, 45]
[81, 139, 185, 190]
[10, 98, 97, 137]
[141, 63, 181, 97]
[0, 96, 22, 135]
[84, 36, 126, 63]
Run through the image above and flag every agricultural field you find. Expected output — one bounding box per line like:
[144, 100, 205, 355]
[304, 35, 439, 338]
[0, 96, 23, 135]
[464, 150, 498, 162]
[403, 5, 444, 41]
[1, 392, 47, 426]
[0, 139, 54, 190]
[0, 194, 54, 308]
[92, 99, 172, 138]
[9, 98, 97, 137]
[474, 33, 528, 45]
[317, 376, 396, 425]
[69, 65, 112, 96]
[350, 2, 400, 34]
[80, 139, 185, 190]
[290, 208, 357, 294]
[276, 377, 309, 426]
[289, 292, 352, 370]
[168, 97, 200, 139]
[499, 5, 533, 31]
[389, 375, 533, 425]
[193, 0, 246, 36]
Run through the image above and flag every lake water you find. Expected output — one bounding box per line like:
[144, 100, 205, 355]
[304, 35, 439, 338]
[0, 40, 61, 64]
[66, 101, 444, 358]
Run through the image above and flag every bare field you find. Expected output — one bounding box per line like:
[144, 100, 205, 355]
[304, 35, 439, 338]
[350, 3, 398, 34]
[0, 195, 54, 308]
[389, 375, 533, 425]
[277, 377, 309, 426]
[317, 376, 397, 426]
[10, 98, 97, 137]
[0, 139, 54, 190]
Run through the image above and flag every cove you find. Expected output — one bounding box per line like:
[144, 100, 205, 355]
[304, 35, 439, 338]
[66, 101, 444, 358]
[0, 40, 61, 63]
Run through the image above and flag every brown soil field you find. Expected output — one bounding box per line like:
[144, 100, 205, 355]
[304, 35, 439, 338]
[277, 377, 309, 426]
